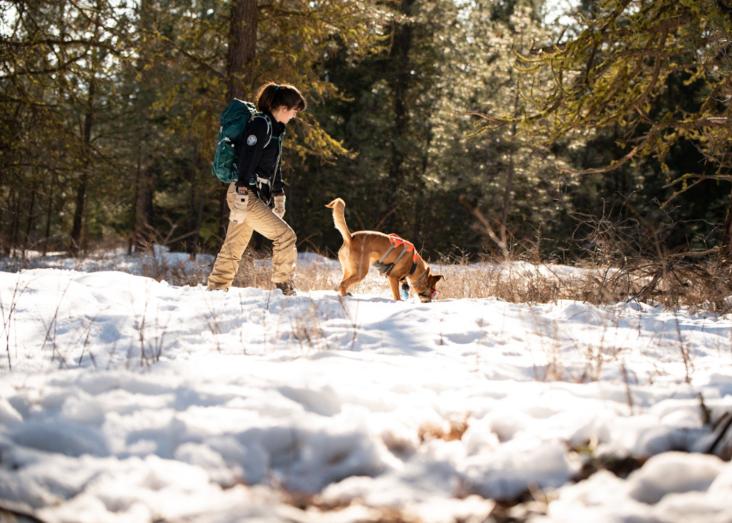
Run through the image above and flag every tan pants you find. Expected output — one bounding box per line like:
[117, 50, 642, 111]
[207, 183, 297, 290]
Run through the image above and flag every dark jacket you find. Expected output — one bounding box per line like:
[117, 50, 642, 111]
[235, 111, 286, 204]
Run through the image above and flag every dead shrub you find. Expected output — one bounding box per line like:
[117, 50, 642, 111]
[418, 418, 469, 443]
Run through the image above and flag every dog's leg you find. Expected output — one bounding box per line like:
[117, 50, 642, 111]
[338, 251, 370, 296]
[335, 246, 353, 295]
[337, 246, 349, 270]
[388, 276, 401, 300]
[339, 274, 366, 296]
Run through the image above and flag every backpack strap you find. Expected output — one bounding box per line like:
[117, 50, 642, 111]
[252, 113, 273, 149]
[374, 244, 410, 276]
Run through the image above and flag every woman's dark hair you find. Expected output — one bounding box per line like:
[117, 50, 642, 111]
[256, 82, 307, 113]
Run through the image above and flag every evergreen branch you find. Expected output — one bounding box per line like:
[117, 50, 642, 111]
[467, 89, 565, 129]
[0, 94, 59, 108]
[0, 53, 87, 79]
[1, 38, 122, 55]
[558, 139, 647, 177]
[140, 28, 224, 79]
[663, 172, 714, 188]
[458, 195, 510, 259]
[65, 0, 127, 38]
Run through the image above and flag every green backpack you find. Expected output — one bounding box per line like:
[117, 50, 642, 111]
[211, 99, 272, 183]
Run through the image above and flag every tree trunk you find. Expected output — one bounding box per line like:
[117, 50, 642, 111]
[386, 0, 415, 232]
[133, 164, 156, 252]
[22, 188, 36, 259]
[412, 130, 433, 244]
[226, 0, 258, 100]
[725, 187, 732, 259]
[129, 141, 141, 255]
[69, 97, 94, 255]
[129, 117, 156, 253]
[69, 172, 88, 255]
[221, 0, 258, 236]
[9, 188, 20, 257]
[129, 0, 159, 253]
[42, 175, 55, 256]
[69, 1, 102, 256]
[0, 197, 8, 256]
[498, 76, 521, 257]
[185, 150, 204, 256]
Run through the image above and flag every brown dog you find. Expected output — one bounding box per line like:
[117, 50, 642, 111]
[325, 198, 443, 302]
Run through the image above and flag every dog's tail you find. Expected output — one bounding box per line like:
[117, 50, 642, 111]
[325, 197, 351, 244]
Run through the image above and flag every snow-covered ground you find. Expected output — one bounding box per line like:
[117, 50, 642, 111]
[1, 250, 731, 523]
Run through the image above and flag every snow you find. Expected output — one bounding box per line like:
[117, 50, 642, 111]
[541, 454, 732, 523]
[0, 250, 731, 522]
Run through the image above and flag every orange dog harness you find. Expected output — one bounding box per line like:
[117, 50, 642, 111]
[374, 234, 421, 276]
[387, 234, 420, 263]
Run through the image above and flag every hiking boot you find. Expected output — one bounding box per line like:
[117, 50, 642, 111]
[275, 280, 296, 296]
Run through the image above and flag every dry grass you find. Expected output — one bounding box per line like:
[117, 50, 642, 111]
[418, 417, 470, 443]
[140, 254, 211, 287]
[229, 251, 339, 292]
[431, 256, 732, 312]
[145, 248, 732, 313]
[5, 241, 731, 312]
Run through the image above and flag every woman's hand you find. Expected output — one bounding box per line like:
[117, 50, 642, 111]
[273, 194, 286, 218]
[230, 186, 249, 223]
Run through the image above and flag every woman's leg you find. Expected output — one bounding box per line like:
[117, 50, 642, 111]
[207, 184, 254, 290]
[245, 197, 297, 284]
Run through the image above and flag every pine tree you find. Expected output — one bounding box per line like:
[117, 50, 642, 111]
[514, 0, 732, 255]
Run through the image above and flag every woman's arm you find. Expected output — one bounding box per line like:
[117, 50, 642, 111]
[236, 116, 269, 189]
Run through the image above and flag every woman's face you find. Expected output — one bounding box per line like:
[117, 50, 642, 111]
[272, 105, 299, 124]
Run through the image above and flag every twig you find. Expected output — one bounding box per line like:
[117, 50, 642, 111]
[458, 195, 510, 259]
[0, 503, 44, 523]
[707, 412, 732, 455]
[138, 293, 149, 367]
[673, 314, 692, 384]
[698, 392, 711, 425]
[151, 306, 170, 362]
[620, 361, 635, 415]
[40, 279, 72, 367]
[0, 276, 26, 371]
[77, 315, 98, 368]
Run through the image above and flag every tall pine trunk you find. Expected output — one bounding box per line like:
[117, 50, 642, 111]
[386, 0, 415, 232]
[42, 177, 54, 256]
[186, 149, 206, 257]
[69, 0, 104, 256]
[69, 60, 96, 255]
[498, 75, 521, 259]
[227, 0, 257, 100]
[219, 0, 258, 237]
[9, 189, 20, 257]
[131, 0, 157, 252]
[22, 189, 36, 259]
[725, 182, 732, 259]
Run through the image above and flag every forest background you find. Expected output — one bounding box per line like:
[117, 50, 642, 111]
[2, 0, 731, 267]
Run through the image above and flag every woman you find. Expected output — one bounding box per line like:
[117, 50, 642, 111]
[207, 82, 307, 295]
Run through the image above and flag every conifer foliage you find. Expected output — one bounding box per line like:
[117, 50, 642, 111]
[1, 0, 729, 263]
[513, 0, 732, 254]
